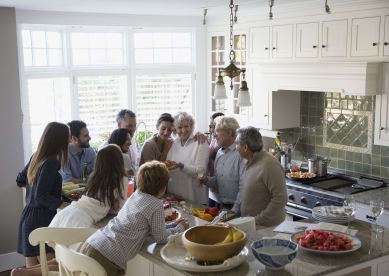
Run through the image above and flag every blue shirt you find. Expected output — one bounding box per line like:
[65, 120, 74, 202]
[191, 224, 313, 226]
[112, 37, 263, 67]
[61, 145, 96, 183]
[206, 142, 246, 214]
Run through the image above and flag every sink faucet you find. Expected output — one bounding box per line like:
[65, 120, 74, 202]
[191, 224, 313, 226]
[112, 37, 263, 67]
[135, 121, 148, 153]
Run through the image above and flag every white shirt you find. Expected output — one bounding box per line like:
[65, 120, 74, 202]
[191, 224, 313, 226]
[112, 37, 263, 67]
[167, 134, 209, 205]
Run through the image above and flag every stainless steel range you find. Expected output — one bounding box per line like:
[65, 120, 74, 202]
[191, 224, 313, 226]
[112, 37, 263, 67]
[285, 174, 386, 220]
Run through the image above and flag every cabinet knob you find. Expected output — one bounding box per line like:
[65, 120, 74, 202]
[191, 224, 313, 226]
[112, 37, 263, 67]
[381, 127, 385, 130]
[313, 45, 317, 48]
[322, 45, 326, 48]
[373, 43, 377, 46]
[385, 42, 388, 46]
[273, 47, 276, 50]
[265, 47, 268, 50]
[264, 115, 268, 117]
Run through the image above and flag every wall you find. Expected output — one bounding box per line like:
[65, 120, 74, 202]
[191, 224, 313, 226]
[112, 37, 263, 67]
[0, 7, 26, 271]
[281, 91, 389, 183]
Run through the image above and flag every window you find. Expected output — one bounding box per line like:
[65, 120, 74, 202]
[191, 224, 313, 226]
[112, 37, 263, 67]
[134, 32, 191, 64]
[27, 77, 71, 152]
[22, 30, 63, 67]
[71, 32, 125, 65]
[76, 75, 127, 143]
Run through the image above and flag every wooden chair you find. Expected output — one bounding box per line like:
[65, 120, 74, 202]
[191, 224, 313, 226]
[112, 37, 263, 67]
[28, 227, 98, 276]
[55, 244, 107, 276]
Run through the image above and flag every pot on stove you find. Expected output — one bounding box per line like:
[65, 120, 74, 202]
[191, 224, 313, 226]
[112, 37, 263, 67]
[304, 154, 331, 177]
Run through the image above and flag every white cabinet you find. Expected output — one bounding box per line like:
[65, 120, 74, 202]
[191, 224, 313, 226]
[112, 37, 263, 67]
[384, 16, 389, 56]
[272, 24, 293, 58]
[351, 17, 380, 57]
[296, 22, 319, 58]
[374, 63, 389, 146]
[322, 19, 348, 57]
[249, 26, 270, 59]
[245, 66, 301, 130]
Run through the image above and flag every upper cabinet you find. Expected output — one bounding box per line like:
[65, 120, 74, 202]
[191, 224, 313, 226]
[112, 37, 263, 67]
[351, 17, 380, 57]
[384, 15, 389, 56]
[296, 22, 319, 58]
[322, 19, 348, 57]
[272, 24, 293, 58]
[249, 26, 270, 59]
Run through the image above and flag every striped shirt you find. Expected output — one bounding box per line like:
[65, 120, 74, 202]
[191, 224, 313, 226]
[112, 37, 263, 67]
[86, 191, 185, 270]
[206, 142, 246, 214]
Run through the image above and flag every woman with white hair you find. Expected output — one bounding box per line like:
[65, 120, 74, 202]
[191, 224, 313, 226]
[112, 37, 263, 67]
[167, 111, 209, 204]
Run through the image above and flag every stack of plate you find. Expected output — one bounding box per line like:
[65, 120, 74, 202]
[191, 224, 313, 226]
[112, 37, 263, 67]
[312, 206, 355, 224]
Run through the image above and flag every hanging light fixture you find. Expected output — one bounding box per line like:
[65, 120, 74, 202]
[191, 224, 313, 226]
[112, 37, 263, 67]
[203, 9, 207, 25]
[213, 69, 227, 100]
[325, 0, 331, 15]
[268, 0, 274, 20]
[214, 0, 252, 107]
[236, 70, 252, 107]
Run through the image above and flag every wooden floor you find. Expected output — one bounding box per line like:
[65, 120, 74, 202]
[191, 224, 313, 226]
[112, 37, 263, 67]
[0, 270, 11, 276]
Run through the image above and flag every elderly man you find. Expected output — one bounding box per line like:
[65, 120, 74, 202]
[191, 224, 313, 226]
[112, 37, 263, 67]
[234, 126, 288, 227]
[61, 120, 96, 183]
[99, 109, 139, 175]
[198, 116, 245, 213]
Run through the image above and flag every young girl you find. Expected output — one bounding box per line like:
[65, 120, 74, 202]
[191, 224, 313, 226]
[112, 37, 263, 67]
[11, 144, 127, 276]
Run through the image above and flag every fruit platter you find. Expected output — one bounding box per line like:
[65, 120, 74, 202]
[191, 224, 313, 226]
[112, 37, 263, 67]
[192, 207, 219, 222]
[61, 182, 84, 202]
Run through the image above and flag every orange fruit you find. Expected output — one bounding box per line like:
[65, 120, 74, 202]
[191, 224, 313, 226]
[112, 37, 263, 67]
[199, 213, 213, 222]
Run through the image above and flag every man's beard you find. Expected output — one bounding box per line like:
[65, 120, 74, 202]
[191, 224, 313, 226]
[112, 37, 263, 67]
[78, 141, 90, 148]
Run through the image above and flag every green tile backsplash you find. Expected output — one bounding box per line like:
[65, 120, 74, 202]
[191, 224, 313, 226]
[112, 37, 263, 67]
[280, 91, 389, 182]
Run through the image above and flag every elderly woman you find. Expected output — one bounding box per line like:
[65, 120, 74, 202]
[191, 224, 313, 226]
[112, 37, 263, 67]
[139, 113, 174, 166]
[167, 111, 209, 204]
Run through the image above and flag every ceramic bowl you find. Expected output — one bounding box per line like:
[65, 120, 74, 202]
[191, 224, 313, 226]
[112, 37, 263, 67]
[181, 226, 247, 262]
[251, 238, 298, 270]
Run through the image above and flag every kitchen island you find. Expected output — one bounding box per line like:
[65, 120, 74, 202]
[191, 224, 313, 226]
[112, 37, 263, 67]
[96, 207, 389, 276]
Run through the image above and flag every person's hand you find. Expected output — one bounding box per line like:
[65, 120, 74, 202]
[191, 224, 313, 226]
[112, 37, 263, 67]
[197, 176, 208, 186]
[193, 132, 207, 144]
[111, 199, 119, 211]
[169, 162, 184, 171]
[163, 138, 173, 152]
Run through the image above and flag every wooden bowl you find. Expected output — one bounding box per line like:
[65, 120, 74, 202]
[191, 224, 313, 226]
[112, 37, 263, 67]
[181, 226, 247, 262]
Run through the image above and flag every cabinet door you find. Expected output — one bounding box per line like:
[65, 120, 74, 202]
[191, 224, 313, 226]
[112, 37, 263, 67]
[351, 17, 380, 57]
[272, 24, 293, 58]
[249, 26, 270, 59]
[384, 15, 389, 56]
[248, 67, 269, 126]
[374, 63, 389, 146]
[322, 19, 348, 57]
[296, 22, 319, 58]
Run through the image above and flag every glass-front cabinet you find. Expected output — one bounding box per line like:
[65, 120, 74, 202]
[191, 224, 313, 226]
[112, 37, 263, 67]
[209, 31, 248, 121]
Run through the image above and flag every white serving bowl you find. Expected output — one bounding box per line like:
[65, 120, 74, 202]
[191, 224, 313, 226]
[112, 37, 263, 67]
[251, 238, 298, 270]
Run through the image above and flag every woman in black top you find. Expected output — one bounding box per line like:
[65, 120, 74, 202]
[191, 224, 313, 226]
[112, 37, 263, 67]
[16, 122, 70, 268]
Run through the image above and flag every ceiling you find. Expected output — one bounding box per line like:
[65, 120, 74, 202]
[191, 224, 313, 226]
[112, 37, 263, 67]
[0, 0, 383, 17]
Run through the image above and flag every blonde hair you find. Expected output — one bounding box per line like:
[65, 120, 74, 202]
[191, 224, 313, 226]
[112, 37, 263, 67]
[137, 161, 170, 196]
[214, 116, 240, 137]
[28, 122, 69, 186]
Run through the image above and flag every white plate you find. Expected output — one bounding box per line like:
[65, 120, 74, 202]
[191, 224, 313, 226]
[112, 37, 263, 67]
[165, 208, 181, 223]
[290, 230, 361, 255]
[160, 243, 248, 272]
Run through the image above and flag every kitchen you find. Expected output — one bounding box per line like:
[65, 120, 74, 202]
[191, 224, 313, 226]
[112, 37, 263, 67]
[1, 0, 389, 275]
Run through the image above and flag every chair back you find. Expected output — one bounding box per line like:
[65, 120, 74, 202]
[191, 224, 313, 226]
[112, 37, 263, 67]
[55, 244, 107, 276]
[28, 227, 98, 276]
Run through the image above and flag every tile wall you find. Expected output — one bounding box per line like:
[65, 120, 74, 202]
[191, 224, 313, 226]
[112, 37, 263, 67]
[280, 91, 389, 182]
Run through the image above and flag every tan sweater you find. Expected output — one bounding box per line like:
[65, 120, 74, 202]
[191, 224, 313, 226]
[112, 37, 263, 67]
[240, 150, 288, 227]
[139, 135, 160, 166]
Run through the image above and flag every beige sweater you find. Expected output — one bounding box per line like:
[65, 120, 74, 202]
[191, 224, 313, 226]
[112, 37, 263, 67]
[240, 150, 288, 227]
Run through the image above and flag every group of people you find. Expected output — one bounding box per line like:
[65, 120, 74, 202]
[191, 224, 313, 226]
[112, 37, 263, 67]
[13, 108, 288, 276]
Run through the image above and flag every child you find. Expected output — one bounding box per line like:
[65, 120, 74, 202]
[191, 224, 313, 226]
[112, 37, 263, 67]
[78, 160, 189, 276]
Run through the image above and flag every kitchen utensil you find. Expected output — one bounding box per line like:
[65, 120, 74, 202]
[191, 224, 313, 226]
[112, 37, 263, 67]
[304, 154, 331, 177]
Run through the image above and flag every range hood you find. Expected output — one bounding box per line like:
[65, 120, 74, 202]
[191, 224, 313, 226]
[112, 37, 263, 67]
[254, 62, 383, 96]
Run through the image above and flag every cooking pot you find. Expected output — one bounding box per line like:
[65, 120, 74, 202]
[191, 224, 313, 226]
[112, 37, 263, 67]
[304, 154, 331, 177]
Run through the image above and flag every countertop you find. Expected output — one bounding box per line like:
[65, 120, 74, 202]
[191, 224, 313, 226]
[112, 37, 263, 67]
[95, 204, 389, 276]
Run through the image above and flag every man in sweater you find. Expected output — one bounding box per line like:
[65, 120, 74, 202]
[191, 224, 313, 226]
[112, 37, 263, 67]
[198, 116, 245, 213]
[234, 126, 288, 227]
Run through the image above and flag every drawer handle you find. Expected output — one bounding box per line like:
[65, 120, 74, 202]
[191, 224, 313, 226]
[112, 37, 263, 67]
[381, 127, 385, 130]
[322, 45, 326, 48]
[264, 115, 268, 117]
[273, 47, 276, 50]
[373, 43, 377, 46]
[265, 47, 268, 50]
[313, 45, 317, 48]
[385, 42, 388, 46]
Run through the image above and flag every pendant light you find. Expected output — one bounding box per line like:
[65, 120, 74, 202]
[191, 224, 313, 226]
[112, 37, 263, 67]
[236, 70, 252, 107]
[214, 0, 251, 107]
[213, 69, 227, 100]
